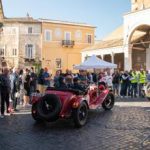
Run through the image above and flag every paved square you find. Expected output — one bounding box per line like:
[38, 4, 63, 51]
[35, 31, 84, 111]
[0, 98, 150, 150]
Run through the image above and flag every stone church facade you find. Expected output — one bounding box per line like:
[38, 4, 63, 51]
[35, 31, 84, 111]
[82, 0, 150, 71]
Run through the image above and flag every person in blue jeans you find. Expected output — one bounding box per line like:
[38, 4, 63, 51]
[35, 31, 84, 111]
[120, 71, 130, 98]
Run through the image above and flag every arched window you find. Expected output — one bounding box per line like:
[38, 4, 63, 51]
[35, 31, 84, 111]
[25, 44, 34, 59]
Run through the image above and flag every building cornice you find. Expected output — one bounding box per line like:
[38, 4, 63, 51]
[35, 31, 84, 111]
[39, 18, 96, 28]
[3, 18, 41, 24]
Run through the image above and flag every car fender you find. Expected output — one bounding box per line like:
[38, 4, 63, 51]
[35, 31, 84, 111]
[89, 89, 110, 108]
[80, 98, 89, 109]
[71, 95, 89, 109]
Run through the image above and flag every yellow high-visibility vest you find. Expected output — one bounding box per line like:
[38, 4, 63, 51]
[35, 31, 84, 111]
[139, 72, 146, 84]
[131, 72, 138, 83]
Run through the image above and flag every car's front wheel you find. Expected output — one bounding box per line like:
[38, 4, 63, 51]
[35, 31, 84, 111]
[102, 93, 115, 110]
[72, 102, 88, 128]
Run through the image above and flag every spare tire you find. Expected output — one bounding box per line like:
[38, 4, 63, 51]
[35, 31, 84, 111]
[37, 94, 62, 121]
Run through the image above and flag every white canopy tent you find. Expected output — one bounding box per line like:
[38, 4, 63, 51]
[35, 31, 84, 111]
[74, 55, 117, 70]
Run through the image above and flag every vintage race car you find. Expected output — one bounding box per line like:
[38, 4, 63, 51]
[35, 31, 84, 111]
[31, 85, 115, 127]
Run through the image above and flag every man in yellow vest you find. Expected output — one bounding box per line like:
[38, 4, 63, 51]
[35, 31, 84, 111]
[130, 70, 138, 98]
[138, 69, 146, 97]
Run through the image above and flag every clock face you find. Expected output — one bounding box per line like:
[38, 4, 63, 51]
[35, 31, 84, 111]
[55, 28, 62, 38]
[75, 30, 82, 40]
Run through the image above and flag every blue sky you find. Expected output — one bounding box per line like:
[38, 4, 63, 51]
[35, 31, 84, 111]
[2, 0, 130, 39]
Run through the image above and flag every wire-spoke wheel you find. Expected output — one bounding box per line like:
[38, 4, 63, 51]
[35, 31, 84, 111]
[102, 94, 115, 110]
[73, 102, 88, 128]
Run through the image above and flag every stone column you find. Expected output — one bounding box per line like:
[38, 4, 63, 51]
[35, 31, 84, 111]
[101, 54, 104, 60]
[124, 45, 132, 71]
[111, 52, 114, 63]
[146, 47, 150, 71]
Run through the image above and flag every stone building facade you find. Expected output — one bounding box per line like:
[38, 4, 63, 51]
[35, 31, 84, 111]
[131, 0, 150, 11]
[41, 19, 95, 74]
[0, 0, 42, 69]
[0, 0, 95, 72]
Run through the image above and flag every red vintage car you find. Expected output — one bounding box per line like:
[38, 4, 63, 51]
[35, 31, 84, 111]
[31, 85, 115, 127]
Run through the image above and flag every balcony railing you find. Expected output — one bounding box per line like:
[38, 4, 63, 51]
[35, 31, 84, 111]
[62, 40, 75, 47]
[24, 57, 35, 62]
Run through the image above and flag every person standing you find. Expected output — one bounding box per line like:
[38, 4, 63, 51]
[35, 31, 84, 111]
[99, 72, 107, 87]
[0, 68, 11, 118]
[120, 71, 130, 98]
[43, 67, 51, 89]
[18, 69, 24, 105]
[138, 69, 146, 97]
[37, 68, 44, 93]
[105, 72, 113, 88]
[23, 69, 31, 106]
[112, 70, 120, 96]
[10, 68, 19, 111]
[130, 70, 138, 98]
[146, 70, 150, 83]
[30, 67, 37, 93]
[87, 72, 93, 83]
[92, 72, 97, 83]
[54, 70, 61, 88]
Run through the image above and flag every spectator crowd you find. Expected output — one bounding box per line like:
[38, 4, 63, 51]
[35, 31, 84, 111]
[0, 67, 150, 118]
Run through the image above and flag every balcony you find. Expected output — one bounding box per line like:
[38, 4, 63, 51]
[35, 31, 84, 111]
[24, 58, 35, 62]
[62, 40, 75, 47]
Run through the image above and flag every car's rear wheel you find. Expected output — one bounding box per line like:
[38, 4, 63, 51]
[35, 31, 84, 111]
[37, 94, 62, 122]
[102, 93, 115, 110]
[32, 103, 43, 122]
[72, 102, 88, 128]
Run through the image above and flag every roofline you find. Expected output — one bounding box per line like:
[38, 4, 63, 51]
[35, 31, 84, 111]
[2, 17, 95, 27]
[39, 18, 96, 28]
[3, 18, 41, 23]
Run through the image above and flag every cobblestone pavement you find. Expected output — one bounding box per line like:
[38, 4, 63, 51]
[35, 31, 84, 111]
[0, 98, 150, 150]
